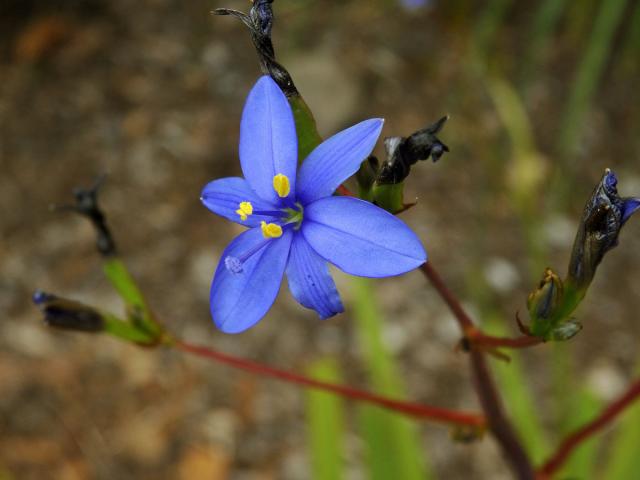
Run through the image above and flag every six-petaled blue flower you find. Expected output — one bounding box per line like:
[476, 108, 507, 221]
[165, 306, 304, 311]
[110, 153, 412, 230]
[201, 76, 427, 333]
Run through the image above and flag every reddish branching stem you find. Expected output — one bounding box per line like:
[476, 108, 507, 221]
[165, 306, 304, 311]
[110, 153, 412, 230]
[470, 349, 536, 479]
[174, 339, 486, 428]
[420, 262, 536, 479]
[538, 377, 640, 478]
[470, 331, 543, 350]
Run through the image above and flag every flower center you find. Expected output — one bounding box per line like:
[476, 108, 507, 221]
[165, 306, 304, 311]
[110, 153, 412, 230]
[226, 172, 297, 274]
[235, 173, 294, 223]
[282, 203, 304, 229]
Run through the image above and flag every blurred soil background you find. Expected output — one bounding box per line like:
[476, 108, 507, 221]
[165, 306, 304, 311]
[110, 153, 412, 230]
[1, 0, 640, 479]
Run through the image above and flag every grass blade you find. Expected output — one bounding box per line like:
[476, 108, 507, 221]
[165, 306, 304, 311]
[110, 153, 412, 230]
[352, 277, 432, 480]
[557, 0, 629, 158]
[601, 367, 640, 479]
[306, 358, 345, 480]
[520, 0, 569, 89]
[558, 388, 602, 480]
[482, 311, 549, 464]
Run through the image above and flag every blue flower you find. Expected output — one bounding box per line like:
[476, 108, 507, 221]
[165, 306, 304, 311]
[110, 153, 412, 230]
[201, 76, 426, 333]
[400, 0, 430, 10]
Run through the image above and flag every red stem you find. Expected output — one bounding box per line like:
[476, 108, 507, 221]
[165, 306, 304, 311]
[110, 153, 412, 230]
[420, 263, 475, 332]
[336, 184, 355, 197]
[174, 339, 485, 428]
[420, 262, 536, 479]
[538, 377, 640, 478]
[471, 332, 543, 349]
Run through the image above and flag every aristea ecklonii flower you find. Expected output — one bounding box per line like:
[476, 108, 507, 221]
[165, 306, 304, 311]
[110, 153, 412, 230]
[201, 76, 427, 333]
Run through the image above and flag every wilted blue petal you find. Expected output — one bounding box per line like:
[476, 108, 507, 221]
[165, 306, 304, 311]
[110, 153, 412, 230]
[296, 119, 384, 205]
[240, 76, 298, 205]
[210, 227, 293, 333]
[302, 196, 426, 277]
[201, 177, 280, 227]
[286, 234, 344, 319]
[622, 198, 640, 224]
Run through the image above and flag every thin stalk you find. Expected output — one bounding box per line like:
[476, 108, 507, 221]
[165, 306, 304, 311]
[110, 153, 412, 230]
[173, 339, 485, 428]
[470, 332, 543, 350]
[420, 262, 536, 479]
[538, 377, 640, 478]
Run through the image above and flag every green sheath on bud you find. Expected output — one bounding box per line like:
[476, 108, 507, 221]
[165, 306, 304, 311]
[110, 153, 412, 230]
[356, 117, 449, 213]
[527, 269, 562, 330]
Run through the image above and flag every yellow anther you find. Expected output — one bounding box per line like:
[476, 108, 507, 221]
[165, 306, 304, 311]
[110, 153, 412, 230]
[235, 201, 253, 221]
[261, 221, 283, 239]
[273, 174, 291, 198]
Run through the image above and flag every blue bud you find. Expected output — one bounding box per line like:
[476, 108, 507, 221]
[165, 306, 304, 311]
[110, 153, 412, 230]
[33, 291, 104, 333]
[567, 169, 639, 292]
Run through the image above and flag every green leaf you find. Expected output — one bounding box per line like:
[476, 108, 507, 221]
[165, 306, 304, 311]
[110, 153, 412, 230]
[351, 278, 432, 480]
[370, 183, 405, 214]
[559, 388, 602, 480]
[103, 258, 161, 338]
[102, 312, 159, 345]
[289, 95, 323, 160]
[306, 358, 345, 480]
[473, 0, 513, 62]
[557, 0, 629, 158]
[520, 0, 569, 89]
[103, 258, 148, 311]
[602, 373, 640, 478]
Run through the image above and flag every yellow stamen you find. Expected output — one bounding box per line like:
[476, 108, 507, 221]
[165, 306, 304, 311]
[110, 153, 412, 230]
[261, 221, 283, 239]
[235, 201, 253, 221]
[273, 174, 290, 198]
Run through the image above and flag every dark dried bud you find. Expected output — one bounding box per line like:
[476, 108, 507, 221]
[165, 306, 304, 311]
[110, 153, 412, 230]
[567, 169, 640, 292]
[376, 116, 449, 185]
[214, 0, 298, 97]
[53, 175, 116, 256]
[33, 290, 104, 332]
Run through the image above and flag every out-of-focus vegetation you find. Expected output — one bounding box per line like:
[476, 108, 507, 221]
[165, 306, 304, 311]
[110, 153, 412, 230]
[1, 0, 639, 478]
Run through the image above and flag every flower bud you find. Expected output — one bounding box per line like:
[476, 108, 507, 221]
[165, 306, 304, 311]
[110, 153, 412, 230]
[53, 175, 116, 257]
[525, 169, 639, 341]
[33, 290, 104, 332]
[214, 0, 298, 98]
[527, 268, 563, 335]
[376, 116, 449, 185]
[567, 169, 640, 293]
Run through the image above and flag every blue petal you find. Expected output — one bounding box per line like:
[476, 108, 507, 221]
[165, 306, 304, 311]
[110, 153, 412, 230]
[622, 198, 640, 224]
[240, 76, 298, 205]
[401, 0, 429, 9]
[210, 227, 293, 333]
[302, 196, 426, 277]
[286, 233, 344, 319]
[201, 177, 280, 227]
[296, 118, 384, 205]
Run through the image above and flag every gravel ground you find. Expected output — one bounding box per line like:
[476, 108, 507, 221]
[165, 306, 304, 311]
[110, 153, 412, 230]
[2, 1, 639, 479]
